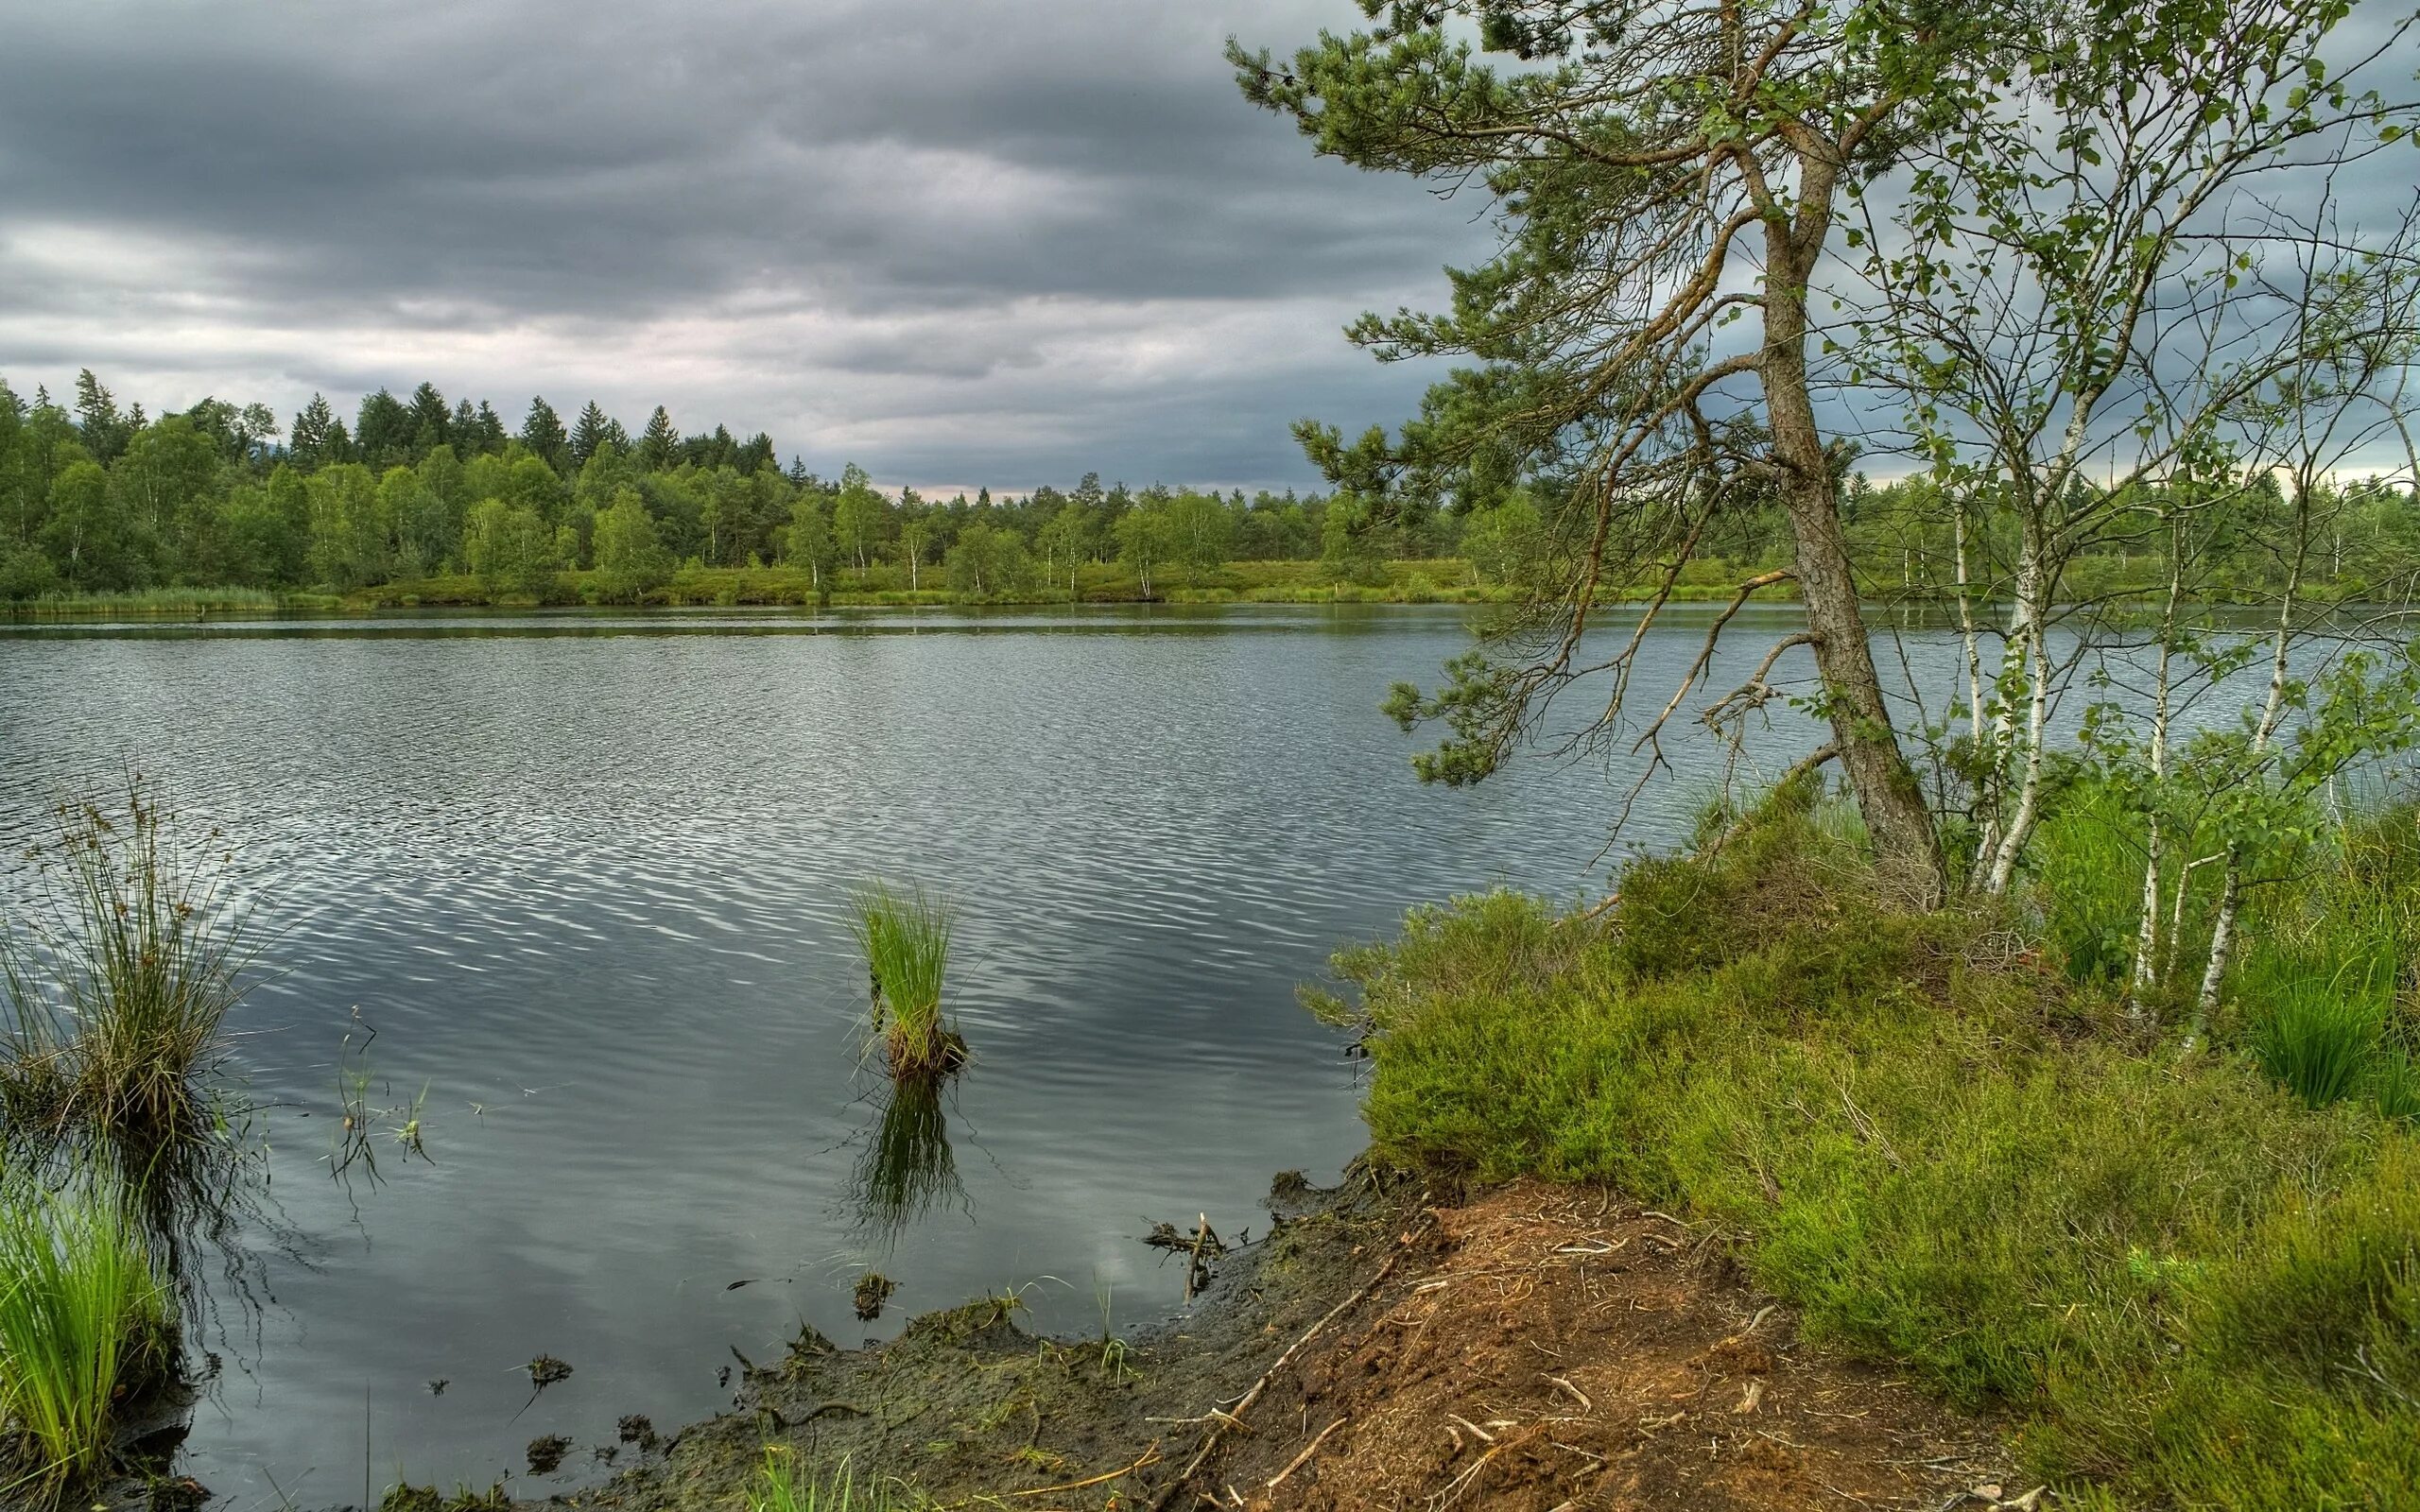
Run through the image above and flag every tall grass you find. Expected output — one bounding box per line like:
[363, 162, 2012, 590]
[749, 1449, 907, 1512]
[1, 783, 252, 1137]
[0, 1169, 177, 1499]
[2244, 970, 2386, 1108]
[847, 884, 959, 1077]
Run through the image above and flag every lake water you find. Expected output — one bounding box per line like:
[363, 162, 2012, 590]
[1, 604, 1845, 1508]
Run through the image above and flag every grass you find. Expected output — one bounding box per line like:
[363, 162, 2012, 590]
[0, 1167, 177, 1500]
[749, 1448, 911, 1512]
[848, 883, 961, 1078]
[1321, 782, 2420, 1509]
[3, 586, 282, 617]
[0, 782, 253, 1138]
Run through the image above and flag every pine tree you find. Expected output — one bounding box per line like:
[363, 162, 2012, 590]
[290, 393, 340, 472]
[568, 401, 614, 468]
[521, 397, 569, 470]
[407, 382, 451, 452]
[470, 401, 509, 455]
[73, 369, 130, 463]
[639, 405, 679, 471]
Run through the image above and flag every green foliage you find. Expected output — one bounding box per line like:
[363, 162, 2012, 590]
[0, 1168, 177, 1499]
[1328, 802, 2420, 1508]
[591, 487, 670, 603]
[748, 1448, 909, 1512]
[1, 782, 251, 1138]
[2245, 970, 2387, 1109]
[848, 884, 959, 1078]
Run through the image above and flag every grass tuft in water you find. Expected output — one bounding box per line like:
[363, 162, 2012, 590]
[847, 884, 960, 1078]
[0, 1167, 177, 1500]
[0, 781, 253, 1139]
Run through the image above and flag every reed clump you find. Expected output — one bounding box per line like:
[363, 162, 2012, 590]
[1, 783, 252, 1139]
[848, 884, 961, 1078]
[0, 1168, 178, 1501]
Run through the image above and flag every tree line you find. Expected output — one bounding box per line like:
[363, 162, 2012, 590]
[0, 372, 1483, 603]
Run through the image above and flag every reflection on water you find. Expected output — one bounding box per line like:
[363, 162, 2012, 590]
[846, 1074, 964, 1248]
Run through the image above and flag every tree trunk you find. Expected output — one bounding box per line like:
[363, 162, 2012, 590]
[1761, 147, 1945, 904]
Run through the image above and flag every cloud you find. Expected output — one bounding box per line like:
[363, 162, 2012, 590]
[0, 0, 1490, 491]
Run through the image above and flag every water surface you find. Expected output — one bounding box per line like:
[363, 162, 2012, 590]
[4, 605, 1794, 1506]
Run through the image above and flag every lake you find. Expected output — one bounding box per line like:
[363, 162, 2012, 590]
[1, 604, 1841, 1508]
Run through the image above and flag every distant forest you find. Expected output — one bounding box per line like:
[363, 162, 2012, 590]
[0, 371, 1466, 603]
[4, 370, 2418, 607]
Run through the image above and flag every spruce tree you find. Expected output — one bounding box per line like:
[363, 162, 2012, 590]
[520, 397, 569, 470]
[640, 405, 679, 472]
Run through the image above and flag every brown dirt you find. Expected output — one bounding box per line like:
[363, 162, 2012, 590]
[1175, 1181, 2017, 1512]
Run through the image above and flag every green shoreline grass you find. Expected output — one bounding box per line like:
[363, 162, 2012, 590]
[0, 558, 1789, 617]
[1319, 784, 2420, 1510]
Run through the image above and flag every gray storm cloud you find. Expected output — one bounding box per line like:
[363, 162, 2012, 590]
[0, 0, 1488, 491]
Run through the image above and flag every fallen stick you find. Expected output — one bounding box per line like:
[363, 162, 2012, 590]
[1265, 1417, 1347, 1490]
[1150, 1217, 1431, 1509]
[1007, 1440, 1161, 1497]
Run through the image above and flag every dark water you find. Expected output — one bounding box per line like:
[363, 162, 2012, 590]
[1, 604, 1831, 1508]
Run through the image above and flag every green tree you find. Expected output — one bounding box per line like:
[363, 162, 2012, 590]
[899, 517, 933, 592]
[520, 397, 569, 471]
[463, 498, 555, 600]
[639, 406, 679, 472]
[592, 487, 670, 603]
[786, 492, 837, 596]
[288, 393, 347, 471]
[568, 401, 617, 468]
[833, 463, 885, 572]
[1038, 506, 1091, 596]
[945, 519, 1034, 597]
[1115, 506, 1169, 599]
[1460, 494, 1544, 585]
[41, 460, 141, 588]
[305, 463, 388, 588]
[1164, 491, 1234, 584]
[72, 369, 131, 464]
[1231, 0, 1985, 895]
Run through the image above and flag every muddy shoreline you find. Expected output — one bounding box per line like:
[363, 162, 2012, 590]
[434, 1164, 1422, 1512]
[357, 1160, 2021, 1512]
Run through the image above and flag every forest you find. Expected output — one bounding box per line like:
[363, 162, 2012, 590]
[7, 370, 2419, 609]
[0, 372, 1449, 606]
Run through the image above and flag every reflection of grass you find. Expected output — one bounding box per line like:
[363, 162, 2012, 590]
[1, 782, 252, 1140]
[847, 1074, 960, 1246]
[848, 884, 960, 1077]
[0, 1167, 177, 1500]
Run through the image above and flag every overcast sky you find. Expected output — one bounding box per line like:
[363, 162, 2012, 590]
[0, 1, 1487, 494]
